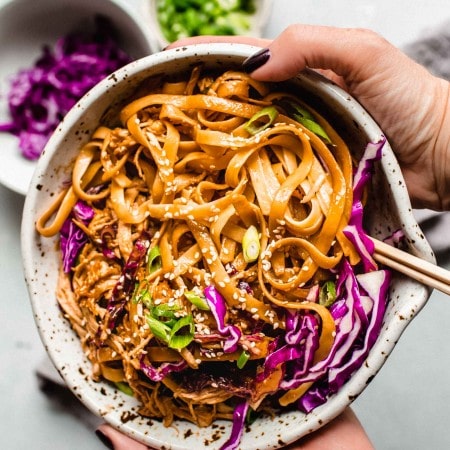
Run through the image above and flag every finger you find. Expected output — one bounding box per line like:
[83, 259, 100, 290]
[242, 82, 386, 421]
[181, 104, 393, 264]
[245, 24, 397, 84]
[286, 408, 374, 450]
[165, 35, 270, 49]
[313, 68, 347, 90]
[96, 424, 153, 450]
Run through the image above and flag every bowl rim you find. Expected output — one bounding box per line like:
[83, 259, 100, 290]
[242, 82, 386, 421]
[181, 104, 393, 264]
[21, 43, 435, 449]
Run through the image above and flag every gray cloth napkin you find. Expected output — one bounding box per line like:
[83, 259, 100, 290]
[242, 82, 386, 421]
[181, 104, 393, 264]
[413, 209, 450, 267]
[404, 22, 450, 268]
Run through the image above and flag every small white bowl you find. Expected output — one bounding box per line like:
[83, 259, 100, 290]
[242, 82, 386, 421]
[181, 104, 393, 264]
[22, 43, 434, 449]
[0, 0, 156, 195]
[145, 0, 274, 50]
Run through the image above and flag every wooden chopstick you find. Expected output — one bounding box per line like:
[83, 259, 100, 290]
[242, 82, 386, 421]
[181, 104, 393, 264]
[370, 237, 450, 296]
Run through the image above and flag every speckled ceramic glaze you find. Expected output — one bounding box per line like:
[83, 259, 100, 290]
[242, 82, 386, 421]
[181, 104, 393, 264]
[21, 44, 435, 450]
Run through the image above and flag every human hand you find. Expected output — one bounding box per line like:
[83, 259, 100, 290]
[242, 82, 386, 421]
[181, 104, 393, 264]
[168, 25, 450, 211]
[95, 408, 374, 449]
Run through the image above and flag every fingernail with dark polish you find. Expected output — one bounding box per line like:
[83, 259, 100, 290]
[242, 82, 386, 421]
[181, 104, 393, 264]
[96, 429, 114, 450]
[242, 48, 271, 73]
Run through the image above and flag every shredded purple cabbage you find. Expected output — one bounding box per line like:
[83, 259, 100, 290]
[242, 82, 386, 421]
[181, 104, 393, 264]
[0, 16, 131, 160]
[257, 313, 319, 384]
[140, 356, 187, 382]
[219, 399, 249, 450]
[382, 229, 405, 247]
[204, 285, 242, 353]
[60, 201, 94, 273]
[297, 267, 390, 413]
[342, 137, 386, 272]
[107, 232, 151, 329]
[352, 137, 386, 203]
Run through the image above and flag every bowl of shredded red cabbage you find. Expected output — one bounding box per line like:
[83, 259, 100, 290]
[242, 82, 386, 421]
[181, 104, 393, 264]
[0, 0, 155, 194]
[21, 43, 435, 450]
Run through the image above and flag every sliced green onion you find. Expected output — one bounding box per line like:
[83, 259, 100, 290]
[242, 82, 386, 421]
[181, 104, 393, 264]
[114, 381, 134, 396]
[295, 116, 331, 143]
[237, 350, 250, 369]
[147, 245, 162, 274]
[146, 314, 171, 344]
[132, 283, 152, 308]
[245, 406, 258, 425]
[184, 290, 210, 310]
[242, 225, 260, 263]
[131, 282, 140, 303]
[319, 280, 337, 307]
[286, 102, 331, 143]
[141, 289, 153, 309]
[151, 304, 179, 327]
[169, 314, 195, 349]
[244, 106, 278, 135]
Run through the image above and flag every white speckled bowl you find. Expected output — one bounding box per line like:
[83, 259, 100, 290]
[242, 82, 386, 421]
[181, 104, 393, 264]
[21, 44, 435, 449]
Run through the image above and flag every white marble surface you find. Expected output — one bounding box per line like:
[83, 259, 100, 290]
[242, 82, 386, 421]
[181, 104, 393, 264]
[1, 0, 450, 449]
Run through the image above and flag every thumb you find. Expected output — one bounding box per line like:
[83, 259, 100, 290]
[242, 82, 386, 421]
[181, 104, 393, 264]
[244, 24, 397, 88]
[96, 424, 153, 450]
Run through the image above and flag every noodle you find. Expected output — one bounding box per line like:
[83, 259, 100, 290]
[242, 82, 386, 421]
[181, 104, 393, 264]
[37, 67, 363, 433]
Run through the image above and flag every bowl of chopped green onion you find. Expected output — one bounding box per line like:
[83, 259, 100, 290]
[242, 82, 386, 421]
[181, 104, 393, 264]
[148, 0, 273, 49]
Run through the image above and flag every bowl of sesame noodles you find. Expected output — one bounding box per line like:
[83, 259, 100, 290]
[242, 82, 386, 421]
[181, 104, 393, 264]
[21, 43, 434, 449]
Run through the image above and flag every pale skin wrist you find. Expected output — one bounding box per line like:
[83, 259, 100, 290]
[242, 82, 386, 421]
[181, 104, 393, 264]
[432, 78, 450, 210]
[396, 75, 450, 211]
[389, 74, 450, 211]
